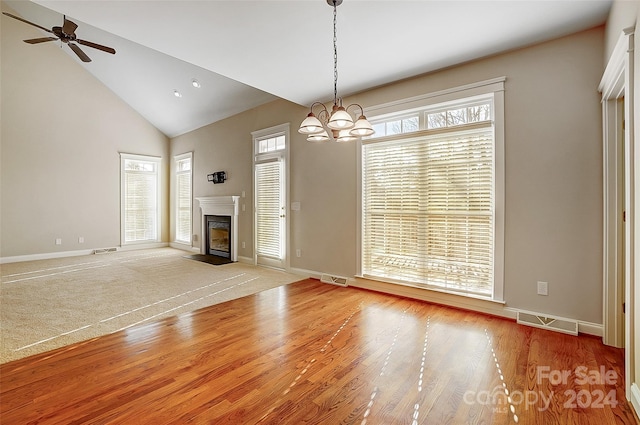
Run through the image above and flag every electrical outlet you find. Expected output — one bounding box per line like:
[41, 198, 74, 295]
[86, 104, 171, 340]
[242, 241, 246, 249]
[537, 281, 548, 296]
[296, 249, 301, 258]
[78, 236, 84, 244]
[55, 238, 62, 245]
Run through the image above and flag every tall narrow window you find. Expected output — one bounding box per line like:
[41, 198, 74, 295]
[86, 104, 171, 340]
[360, 79, 504, 300]
[121, 154, 161, 244]
[175, 153, 192, 244]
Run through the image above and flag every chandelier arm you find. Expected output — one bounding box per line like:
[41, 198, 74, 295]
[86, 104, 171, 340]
[345, 103, 365, 116]
[310, 102, 330, 123]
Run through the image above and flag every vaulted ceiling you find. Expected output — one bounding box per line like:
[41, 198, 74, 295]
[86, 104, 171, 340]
[3, 0, 612, 138]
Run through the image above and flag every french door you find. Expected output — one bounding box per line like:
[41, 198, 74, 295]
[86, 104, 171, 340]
[255, 159, 286, 269]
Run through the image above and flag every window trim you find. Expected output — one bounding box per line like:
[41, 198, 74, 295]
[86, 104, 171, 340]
[357, 78, 505, 301]
[174, 152, 193, 245]
[120, 153, 162, 246]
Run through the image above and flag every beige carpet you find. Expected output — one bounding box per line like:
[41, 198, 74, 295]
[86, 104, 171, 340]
[0, 248, 303, 364]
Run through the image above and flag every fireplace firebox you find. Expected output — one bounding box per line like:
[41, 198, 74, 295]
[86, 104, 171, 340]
[206, 215, 231, 259]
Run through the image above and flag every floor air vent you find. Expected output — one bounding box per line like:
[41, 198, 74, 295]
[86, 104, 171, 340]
[516, 310, 578, 336]
[94, 247, 118, 254]
[320, 274, 349, 287]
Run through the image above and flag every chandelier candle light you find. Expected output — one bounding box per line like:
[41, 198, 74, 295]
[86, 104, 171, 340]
[298, 0, 375, 142]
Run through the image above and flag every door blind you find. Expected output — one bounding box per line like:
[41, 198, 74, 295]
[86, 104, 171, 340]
[256, 161, 282, 259]
[362, 127, 494, 296]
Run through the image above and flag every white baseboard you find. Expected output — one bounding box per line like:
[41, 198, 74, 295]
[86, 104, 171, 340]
[289, 267, 321, 280]
[631, 383, 640, 419]
[576, 320, 604, 337]
[1, 242, 172, 264]
[0, 249, 96, 264]
[237, 255, 254, 264]
[119, 242, 168, 251]
[169, 242, 200, 253]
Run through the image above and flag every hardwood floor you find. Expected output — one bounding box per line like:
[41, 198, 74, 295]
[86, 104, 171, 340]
[1, 279, 637, 424]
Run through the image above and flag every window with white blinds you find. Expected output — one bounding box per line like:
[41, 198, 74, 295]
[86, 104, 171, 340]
[255, 161, 283, 258]
[175, 153, 192, 244]
[361, 83, 504, 299]
[121, 154, 161, 244]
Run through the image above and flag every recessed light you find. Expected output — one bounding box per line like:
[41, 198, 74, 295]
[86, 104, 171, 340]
[173, 89, 182, 98]
[192, 79, 201, 88]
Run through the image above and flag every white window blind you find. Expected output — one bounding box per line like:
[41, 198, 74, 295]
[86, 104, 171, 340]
[362, 125, 495, 296]
[175, 154, 192, 244]
[255, 161, 283, 258]
[121, 155, 160, 244]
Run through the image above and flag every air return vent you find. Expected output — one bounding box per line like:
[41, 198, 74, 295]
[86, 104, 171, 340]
[320, 274, 349, 287]
[93, 247, 118, 254]
[516, 310, 578, 336]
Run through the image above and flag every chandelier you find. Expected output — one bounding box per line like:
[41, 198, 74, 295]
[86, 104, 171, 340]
[298, 0, 375, 142]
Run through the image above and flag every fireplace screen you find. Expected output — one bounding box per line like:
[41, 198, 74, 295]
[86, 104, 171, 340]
[206, 215, 231, 259]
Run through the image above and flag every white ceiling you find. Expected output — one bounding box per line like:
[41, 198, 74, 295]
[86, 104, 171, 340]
[3, 0, 612, 138]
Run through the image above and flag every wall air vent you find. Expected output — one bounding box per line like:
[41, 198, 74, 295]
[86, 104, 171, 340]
[320, 274, 349, 287]
[93, 247, 118, 254]
[516, 310, 578, 336]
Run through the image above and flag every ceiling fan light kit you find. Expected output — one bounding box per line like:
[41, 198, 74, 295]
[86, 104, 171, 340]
[3, 11, 116, 63]
[298, 0, 374, 142]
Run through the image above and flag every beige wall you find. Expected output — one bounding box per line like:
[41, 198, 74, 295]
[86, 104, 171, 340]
[0, 7, 169, 258]
[172, 27, 605, 324]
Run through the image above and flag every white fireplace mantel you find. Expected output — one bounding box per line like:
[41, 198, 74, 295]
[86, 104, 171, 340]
[196, 196, 240, 261]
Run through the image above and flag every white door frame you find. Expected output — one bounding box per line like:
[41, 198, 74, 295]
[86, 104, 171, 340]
[251, 123, 290, 271]
[599, 26, 637, 411]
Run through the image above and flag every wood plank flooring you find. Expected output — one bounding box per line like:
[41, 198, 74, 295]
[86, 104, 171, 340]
[1, 279, 637, 424]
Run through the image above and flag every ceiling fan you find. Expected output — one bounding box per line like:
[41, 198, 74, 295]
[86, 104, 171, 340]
[2, 12, 116, 63]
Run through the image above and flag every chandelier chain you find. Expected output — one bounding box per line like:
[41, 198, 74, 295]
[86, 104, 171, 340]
[333, 0, 338, 106]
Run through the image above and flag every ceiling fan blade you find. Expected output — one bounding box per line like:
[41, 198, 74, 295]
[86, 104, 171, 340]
[24, 37, 58, 44]
[76, 39, 115, 55]
[62, 15, 78, 36]
[2, 12, 54, 34]
[68, 43, 91, 62]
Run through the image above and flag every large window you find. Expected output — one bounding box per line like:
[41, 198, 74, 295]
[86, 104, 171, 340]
[121, 153, 161, 245]
[360, 79, 504, 300]
[174, 153, 192, 244]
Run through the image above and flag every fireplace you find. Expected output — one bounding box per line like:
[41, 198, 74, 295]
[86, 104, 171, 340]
[206, 215, 231, 259]
[196, 196, 239, 261]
